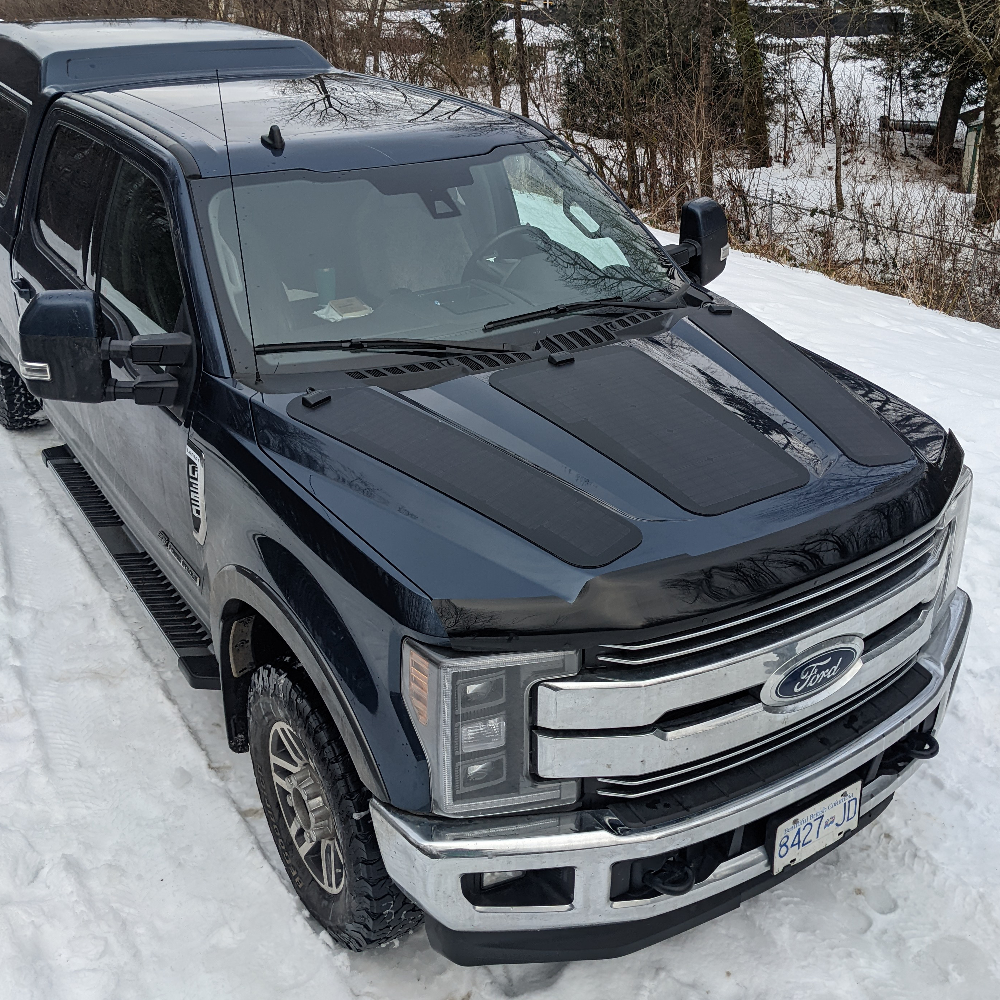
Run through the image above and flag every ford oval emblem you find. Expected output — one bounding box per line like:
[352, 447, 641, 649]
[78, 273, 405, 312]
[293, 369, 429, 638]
[765, 638, 864, 706]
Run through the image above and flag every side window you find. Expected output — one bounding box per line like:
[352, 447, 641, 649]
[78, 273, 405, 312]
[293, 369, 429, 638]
[99, 160, 184, 337]
[36, 124, 107, 279]
[0, 93, 28, 200]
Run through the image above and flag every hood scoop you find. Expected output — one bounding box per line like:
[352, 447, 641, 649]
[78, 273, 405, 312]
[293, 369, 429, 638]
[490, 346, 809, 516]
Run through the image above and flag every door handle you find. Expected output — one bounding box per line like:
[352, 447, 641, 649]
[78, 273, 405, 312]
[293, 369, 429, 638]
[12, 276, 35, 302]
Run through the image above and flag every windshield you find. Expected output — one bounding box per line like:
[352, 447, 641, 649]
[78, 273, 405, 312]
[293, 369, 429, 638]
[192, 140, 684, 375]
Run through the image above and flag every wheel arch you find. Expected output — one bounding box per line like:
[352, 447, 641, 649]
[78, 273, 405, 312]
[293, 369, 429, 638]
[211, 564, 388, 800]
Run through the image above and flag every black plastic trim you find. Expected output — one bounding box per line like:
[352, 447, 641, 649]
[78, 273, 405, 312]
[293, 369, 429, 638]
[42, 444, 220, 689]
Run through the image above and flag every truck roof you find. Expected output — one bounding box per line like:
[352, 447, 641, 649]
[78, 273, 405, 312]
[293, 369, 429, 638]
[0, 19, 539, 179]
[82, 73, 540, 178]
[0, 19, 331, 100]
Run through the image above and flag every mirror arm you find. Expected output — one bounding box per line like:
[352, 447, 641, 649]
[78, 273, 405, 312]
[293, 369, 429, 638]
[104, 371, 179, 407]
[664, 239, 700, 269]
[100, 332, 192, 367]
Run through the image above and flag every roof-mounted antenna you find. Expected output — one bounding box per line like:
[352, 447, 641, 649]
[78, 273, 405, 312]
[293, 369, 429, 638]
[261, 125, 285, 153]
[216, 70, 261, 385]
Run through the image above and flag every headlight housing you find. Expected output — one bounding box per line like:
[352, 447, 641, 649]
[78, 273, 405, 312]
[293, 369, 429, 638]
[938, 467, 972, 611]
[402, 639, 580, 817]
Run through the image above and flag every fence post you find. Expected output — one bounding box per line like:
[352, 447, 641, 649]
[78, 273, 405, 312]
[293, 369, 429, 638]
[859, 222, 867, 280]
[768, 192, 774, 243]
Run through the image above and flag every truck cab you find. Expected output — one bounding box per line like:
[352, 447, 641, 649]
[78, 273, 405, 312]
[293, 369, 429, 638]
[0, 19, 972, 965]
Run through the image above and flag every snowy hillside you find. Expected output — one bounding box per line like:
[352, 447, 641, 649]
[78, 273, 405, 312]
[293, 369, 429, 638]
[1, 249, 998, 999]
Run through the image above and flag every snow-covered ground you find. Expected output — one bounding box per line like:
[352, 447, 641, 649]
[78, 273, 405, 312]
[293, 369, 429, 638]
[1, 249, 999, 998]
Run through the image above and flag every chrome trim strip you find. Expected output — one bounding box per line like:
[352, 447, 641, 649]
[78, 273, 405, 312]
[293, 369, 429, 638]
[538, 550, 942, 732]
[370, 590, 969, 934]
[536, 605, 937, 779]
[599, 522, 942, 659]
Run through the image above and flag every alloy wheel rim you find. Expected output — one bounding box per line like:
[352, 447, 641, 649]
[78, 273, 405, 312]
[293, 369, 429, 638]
[269, 721, 346, 895]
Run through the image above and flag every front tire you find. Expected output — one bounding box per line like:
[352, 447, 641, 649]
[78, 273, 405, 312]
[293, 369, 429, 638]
[0, 358, 47, 431]
[248, 665, 422, 950]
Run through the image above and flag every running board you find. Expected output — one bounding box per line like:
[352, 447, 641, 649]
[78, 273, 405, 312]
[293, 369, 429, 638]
[42, 445, 221, 690]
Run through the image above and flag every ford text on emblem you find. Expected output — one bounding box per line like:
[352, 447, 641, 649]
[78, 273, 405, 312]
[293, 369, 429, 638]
[762, 637, 864, 707]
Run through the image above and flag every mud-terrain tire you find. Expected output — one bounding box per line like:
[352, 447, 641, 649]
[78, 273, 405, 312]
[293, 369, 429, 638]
[0, 358, 47, 430]
[248, 664, 422, 950]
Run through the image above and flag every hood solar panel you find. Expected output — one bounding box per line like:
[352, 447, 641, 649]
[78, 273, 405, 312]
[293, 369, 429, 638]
[288, 389, 642, 568]
[692, 308, 913, 467]
[490, 346, 809, 516]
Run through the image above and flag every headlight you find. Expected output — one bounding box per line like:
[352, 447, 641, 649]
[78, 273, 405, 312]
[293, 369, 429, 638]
[402, 639, 580, 817]
[939, 468, 972, 609]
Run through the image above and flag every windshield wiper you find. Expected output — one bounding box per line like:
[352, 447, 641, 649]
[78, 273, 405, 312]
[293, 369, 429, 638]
[254, 337, 513, 357]
[481, 296, 682, 333]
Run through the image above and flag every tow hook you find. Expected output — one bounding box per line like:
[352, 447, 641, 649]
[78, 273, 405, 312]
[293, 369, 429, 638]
[642, 857, 697, 896]
[879, 731, 940, 774]
[896, 731, 940, 760]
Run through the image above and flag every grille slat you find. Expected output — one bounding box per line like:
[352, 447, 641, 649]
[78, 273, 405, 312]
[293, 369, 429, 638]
[593, 659, 915, 800]
[599, 524, 944, 668]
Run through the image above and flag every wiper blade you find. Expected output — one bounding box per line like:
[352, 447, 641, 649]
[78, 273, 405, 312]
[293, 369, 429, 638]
[254, 337, 510, 357]
[482, 296, 681, 333]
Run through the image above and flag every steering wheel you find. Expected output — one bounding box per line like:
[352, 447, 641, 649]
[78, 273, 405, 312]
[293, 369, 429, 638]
[462, 224, 555, 285]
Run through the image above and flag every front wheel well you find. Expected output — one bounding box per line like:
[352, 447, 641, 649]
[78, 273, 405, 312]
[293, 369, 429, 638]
[219, 601, 306, 753]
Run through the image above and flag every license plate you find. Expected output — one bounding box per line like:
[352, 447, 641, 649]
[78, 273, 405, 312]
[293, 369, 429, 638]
[773, 780, 861, 874]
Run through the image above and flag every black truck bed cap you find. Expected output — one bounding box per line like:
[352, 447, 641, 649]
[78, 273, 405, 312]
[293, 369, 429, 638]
[0, 19, 331, 101]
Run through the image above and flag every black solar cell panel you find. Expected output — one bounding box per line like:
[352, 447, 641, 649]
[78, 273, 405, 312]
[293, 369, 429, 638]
[288, 389, 642, 568]
[692, 308, 914, 467]
[490, 346, 809, 515]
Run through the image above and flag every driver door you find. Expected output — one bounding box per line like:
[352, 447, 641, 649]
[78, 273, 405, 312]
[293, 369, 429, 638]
[85, 149, 207, 618]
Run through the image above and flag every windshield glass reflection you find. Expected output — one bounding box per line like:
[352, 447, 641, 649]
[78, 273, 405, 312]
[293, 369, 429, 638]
[194, 141, 683, 374]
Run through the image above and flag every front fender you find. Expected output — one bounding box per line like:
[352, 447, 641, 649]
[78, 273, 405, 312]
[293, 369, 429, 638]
[210, 563, 388, 800]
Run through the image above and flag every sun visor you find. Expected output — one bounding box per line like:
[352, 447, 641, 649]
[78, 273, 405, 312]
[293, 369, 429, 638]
[287, 389, 642, 569]
[490, 347, 809, 516]
[692, 308, 914, 466]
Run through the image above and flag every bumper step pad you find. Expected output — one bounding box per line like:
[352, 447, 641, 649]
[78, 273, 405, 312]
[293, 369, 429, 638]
[42, 445, 220, 690]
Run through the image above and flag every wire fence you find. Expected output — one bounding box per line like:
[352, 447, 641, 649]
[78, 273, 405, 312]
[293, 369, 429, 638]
[718, 188, 1000, 329]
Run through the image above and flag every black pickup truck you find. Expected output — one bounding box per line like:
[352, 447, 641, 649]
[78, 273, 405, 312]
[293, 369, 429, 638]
[0, 18, 972, 966]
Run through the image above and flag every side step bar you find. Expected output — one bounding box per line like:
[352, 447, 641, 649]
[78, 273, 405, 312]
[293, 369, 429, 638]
[42, 444, 221, 690]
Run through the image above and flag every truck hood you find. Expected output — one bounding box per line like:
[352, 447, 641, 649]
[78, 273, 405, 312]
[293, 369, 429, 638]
[252, 308, 962, 648]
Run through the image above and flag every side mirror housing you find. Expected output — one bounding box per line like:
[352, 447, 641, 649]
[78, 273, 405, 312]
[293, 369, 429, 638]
[19, 289, 106, 403]
[19, 289, 185, 406]
[676, 197, 730, 286]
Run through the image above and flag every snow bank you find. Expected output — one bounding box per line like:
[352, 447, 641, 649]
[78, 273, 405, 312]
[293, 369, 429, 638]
[1, 248, 998, 998]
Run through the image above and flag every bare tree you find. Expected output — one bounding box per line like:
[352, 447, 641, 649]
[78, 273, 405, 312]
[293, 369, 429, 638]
[729, 0, 770, 167]
[513, 0, 529, 116]
[698, 0, 715, 196]
[910, 0, 1000, 224]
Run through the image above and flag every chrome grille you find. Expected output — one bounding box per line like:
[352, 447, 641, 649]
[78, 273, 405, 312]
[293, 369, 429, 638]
[591, 658, 919, 800]
[598, 523, 946, 669]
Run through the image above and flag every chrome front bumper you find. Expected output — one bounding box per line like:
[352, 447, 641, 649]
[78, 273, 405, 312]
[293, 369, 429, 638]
[372, 589, 970, 941]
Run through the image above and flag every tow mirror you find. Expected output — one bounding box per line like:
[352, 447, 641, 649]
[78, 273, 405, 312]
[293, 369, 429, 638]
[19, 289, 189, 406]
[670, 197, 730, 286]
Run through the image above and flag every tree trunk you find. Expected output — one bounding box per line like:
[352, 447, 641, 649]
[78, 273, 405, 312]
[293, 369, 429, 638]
[513, 0, 529, 117]
[931, 62, 971, 166]
[371, 0, 387, 75]
[974, 67, 1000, 226]
[698, 0, 714, 197]
[485, 17, 502, 108]
[730, 0, 770, 168]
[823, 23, 844, 212]
[361, 0, 380, 72]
